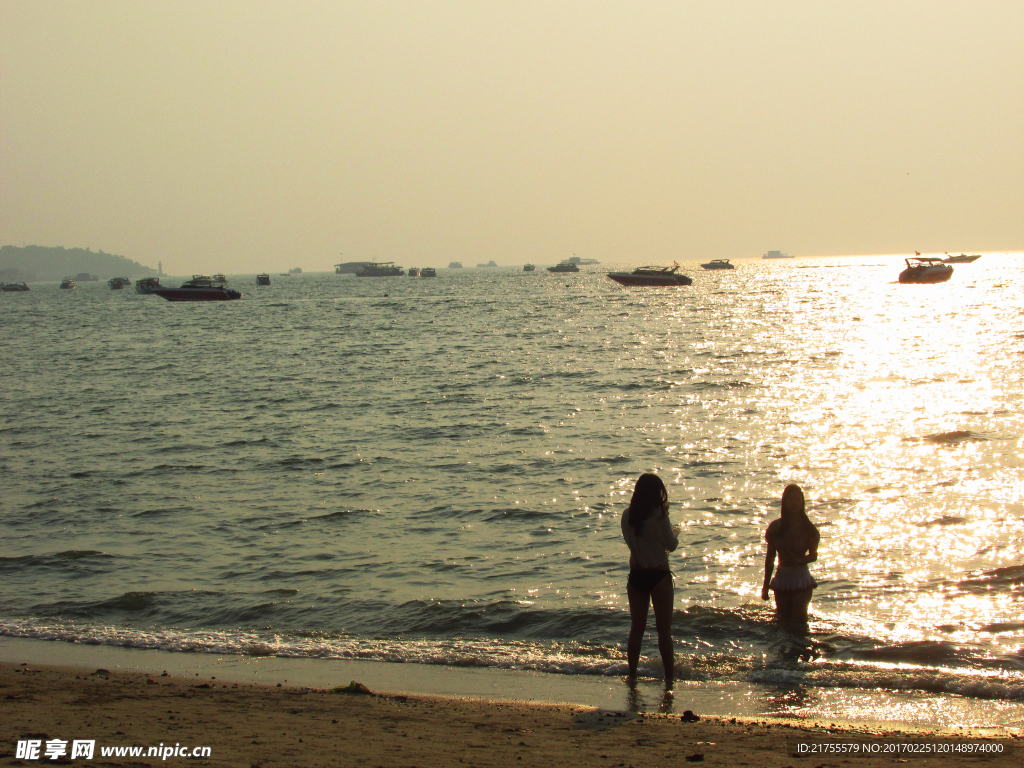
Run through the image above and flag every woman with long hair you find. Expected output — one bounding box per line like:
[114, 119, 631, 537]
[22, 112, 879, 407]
[761, 484, 820, 622]
[621, 473, 679, 686]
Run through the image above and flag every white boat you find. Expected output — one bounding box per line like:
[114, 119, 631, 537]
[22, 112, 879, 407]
[898, 258, 953, 284]
[943, 254, 981, 264]
[135, 277, 162, 294]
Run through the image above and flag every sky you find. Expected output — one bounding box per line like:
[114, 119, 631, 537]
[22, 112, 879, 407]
[1, 1, 1022, 274]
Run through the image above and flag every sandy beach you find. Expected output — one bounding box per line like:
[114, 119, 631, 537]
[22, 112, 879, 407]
[2, 661, 1018, 768]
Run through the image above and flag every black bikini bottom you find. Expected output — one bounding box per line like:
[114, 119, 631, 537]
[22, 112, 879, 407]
[627, 569, 670, 592]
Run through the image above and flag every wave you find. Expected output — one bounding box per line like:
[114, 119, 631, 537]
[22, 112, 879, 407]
[3, 618, 1023, 701]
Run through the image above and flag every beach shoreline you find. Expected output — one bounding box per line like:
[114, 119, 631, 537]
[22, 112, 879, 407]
[2, 658, 1019, 768]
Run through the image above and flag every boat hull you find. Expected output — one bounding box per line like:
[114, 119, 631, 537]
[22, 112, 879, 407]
[607, 273, 692, 287]
[899, 267, 953, 284]
[152, 287, 242, 301]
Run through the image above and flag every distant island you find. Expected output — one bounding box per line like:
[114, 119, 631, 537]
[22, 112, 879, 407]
[0, 245, 160, 282]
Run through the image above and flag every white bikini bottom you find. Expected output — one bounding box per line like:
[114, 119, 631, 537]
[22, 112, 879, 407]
[770, 564, 817, 592]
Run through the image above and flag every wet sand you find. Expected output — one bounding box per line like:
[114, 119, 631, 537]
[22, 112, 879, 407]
[1, 662, 1018, 768]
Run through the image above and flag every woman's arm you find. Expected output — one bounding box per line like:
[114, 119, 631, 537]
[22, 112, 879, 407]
[761, 541, 776, 600]
[656, 509, 679, 552]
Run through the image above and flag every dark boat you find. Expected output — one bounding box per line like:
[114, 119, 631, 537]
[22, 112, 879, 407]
[256, 273, 271, 285]
[60, 279, 77, 289]
[523, 264, 536, 272]
[547, 261, 580, 273]
[356, 262, 404, 277]
[2, 282, 30, 292]
[607, 265, 693, 287]
[898, 258, 953, 284]
[108, 277, 131, 289]
[700, 259, 734, 270]
[152, 275, 242, 301]
[420, 268, 437, 277]
[135, 277, 162, 294]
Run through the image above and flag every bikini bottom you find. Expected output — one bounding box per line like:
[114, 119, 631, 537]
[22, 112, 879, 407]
[628, 569, 671, 593]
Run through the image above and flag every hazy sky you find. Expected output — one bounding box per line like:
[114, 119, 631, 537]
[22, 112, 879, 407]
[2, 1, 1022, 274]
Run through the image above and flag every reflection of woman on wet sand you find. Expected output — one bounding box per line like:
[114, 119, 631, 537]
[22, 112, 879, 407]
[761, 484, 820, 622]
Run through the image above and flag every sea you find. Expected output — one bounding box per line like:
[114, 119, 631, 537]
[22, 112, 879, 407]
[2, 255, 1023, 724]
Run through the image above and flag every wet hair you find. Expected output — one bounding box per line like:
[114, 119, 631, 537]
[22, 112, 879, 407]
[628, 473, 668, 535]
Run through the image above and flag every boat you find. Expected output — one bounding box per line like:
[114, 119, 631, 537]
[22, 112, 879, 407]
[523, 264, 536, 272]
[59, 279, 77, 289]
[108, 277, 131, 289]
[943, 254, 982, 263]
[151, 275, 242, 301]
[567, 256, 599, 265]
[762, 250, 794, 259]
[448, 261, 463, 269]
[1, 282, 30, 292]
[289, 267, 302, 274]
[407, 268, 420, 277]
[356, 262, 404, 277]
[607, 265, 693, 287]
[212, 273, 227, 284]
[476, 260, 498, 268]
[135, 277, 162, 294]
[700, 259, 734, 270]
[547, 261, 580, 273]
[420, 268, 437, 277]
[256, 273, 271, 285]
[898, 257, 953, 284]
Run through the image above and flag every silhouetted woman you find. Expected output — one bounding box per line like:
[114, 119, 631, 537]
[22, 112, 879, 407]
[761, 484, 820, 622]
[621, 473, 679, 685]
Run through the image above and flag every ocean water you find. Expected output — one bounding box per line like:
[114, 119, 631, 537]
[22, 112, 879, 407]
[2, 255, 1023, 712]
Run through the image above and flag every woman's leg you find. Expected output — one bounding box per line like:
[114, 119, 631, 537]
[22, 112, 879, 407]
[649, 575, 675, 685]
[773, 588, 813, 623]
[789, 587, 813, 622]
[626, 582, 650, 681]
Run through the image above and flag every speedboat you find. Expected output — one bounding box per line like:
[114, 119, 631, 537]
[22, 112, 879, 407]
[943, 254, 981, 264]
[108, 277, 131, 289]
[135, 277, 162, 294]
[547, 261, 580, 273]
[898, 258, 953, 284]
[1, 282, 30, 292]
[152, 275, 242, 301]
[700, 259, 734, 270]
[256, 273, 271, 285]
[420, 267, 437, 277]
[607, 265, 693, 286]
[356, 262, 404, 277]
[60, 279, 77, 289]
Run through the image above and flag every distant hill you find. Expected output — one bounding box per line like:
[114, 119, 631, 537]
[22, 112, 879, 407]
[0, 245, 159, 282]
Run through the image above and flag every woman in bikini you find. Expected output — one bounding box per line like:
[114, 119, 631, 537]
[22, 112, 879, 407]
[621, 473, 680, 686]
[761, 484, 820, 623]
